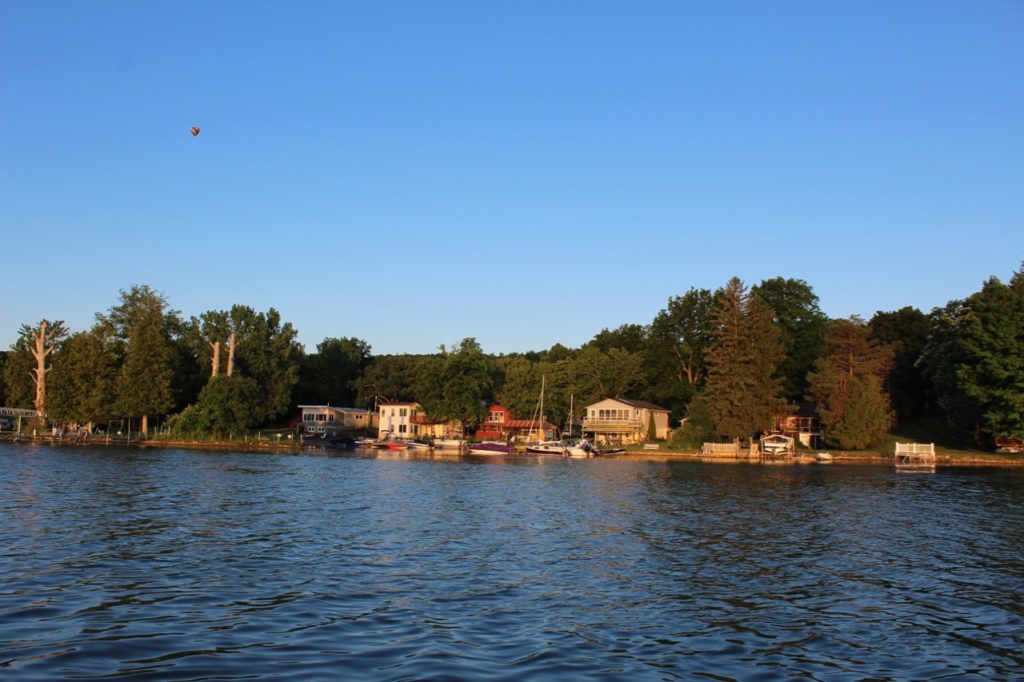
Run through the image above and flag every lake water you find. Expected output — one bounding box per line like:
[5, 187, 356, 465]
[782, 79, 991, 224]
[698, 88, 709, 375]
[1, 444, 1022, 680]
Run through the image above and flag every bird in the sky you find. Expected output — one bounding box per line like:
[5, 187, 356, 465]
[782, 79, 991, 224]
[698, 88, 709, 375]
[191, 127, 200, 137]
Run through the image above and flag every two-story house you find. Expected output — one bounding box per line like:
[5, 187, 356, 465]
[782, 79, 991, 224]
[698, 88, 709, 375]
[582, 398, 671, 446]
[378, 402, 423, 440]
[476, 405, 512, 440]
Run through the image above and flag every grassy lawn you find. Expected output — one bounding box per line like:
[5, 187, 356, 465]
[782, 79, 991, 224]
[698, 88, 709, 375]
[871, 418, 1024, 462]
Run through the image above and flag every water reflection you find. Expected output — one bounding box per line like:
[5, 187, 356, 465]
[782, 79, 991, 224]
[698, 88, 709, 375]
[1, 444, 1021, 680]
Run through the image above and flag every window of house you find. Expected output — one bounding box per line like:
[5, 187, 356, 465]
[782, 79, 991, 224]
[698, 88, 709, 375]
[398, 424, 407, 433]
[400, 408, 407, 417]
[304, 414, 314, 422]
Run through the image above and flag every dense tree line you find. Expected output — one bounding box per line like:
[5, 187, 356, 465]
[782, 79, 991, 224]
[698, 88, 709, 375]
[2, 266, 1022, 448]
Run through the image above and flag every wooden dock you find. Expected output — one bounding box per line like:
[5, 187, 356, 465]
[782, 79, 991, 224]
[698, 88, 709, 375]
[895, 442, 936, 473]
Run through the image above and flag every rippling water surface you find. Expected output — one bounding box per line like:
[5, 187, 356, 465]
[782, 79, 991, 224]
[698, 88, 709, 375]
[1, 444, 1022, 680]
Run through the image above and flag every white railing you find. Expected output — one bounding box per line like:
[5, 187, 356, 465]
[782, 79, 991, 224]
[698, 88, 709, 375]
[895, 442, 936, 470]
[702, 442, 739, 456]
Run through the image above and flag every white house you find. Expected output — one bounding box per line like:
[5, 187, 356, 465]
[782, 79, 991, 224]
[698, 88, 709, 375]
[582, 398, 671, 445]
[378, 402, 423, 440]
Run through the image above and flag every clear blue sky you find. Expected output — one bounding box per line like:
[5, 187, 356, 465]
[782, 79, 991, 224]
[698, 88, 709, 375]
[2, 1, 1021, 356]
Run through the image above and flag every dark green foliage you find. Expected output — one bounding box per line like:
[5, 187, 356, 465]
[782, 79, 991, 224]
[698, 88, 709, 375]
[647, 411, 657, 441]
[751, 277, 829, 402]
[808, 317, 893, 449]
[2, 335, 35, 408]
[105, 287, 176, 422]
[296, 337, 372, 406]
[705, 278, 788, 439]
[416, 338, 495, 426]
[356, 354, 423, 406]
[917, 300, 978, 437]
[227, 306, 301, 423]
[953, 272, 1024, 440]
[669, 395, 715, 450]
[869, 306, 930, 423]
[587, 324, 648, 354]
[819, 374, 891, 449]
[646, 288, 715, 418]
[0, 350, 6, 405]
[168, 376, 261, 438]
[47, 331, 118, 424]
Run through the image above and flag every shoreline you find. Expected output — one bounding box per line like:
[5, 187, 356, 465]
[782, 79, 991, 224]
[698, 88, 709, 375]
[3, 433, 1023, 468]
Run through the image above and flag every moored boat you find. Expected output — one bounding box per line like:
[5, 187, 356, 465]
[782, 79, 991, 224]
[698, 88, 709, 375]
[467, 441, 512, 455]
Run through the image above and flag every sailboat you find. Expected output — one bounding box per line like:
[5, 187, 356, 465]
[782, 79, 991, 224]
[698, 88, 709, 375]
[525, 391, 594, 458]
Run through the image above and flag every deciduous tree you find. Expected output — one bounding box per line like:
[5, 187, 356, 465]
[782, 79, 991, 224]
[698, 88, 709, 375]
[646, 288, 714, 416]
[807, 317, 893, 449]
[751, 277, 828, 402]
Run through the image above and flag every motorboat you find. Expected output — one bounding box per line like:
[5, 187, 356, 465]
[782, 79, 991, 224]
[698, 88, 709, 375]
[467, 441, 512, 455]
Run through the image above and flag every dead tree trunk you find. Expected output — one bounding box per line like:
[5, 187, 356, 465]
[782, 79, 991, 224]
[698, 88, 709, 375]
[226, 332, 236, 377]
[210, 341, 221, 377]
[30, 321, 64, 416]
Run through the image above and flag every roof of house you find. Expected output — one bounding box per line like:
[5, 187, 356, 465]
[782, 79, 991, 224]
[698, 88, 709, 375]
[298, 405, 371, 414]
[503, 419, 558, 430]
[611, 398, 670, 412]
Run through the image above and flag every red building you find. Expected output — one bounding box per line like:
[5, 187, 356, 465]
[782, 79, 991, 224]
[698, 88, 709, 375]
[475, 405, 512, 440]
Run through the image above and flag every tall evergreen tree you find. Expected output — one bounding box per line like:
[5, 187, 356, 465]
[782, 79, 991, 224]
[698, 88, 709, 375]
[955, 270, 1024, 440]
[807, 317, 893, 449]
[704, 277, 787, 439]
[108, 289, 176, 434]
[47, 330, 118, 424]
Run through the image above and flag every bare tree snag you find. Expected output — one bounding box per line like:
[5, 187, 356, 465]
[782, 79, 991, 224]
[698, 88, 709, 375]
[226, 332, 236, 377]
[30, 320, 67, 416]
[210, 341, 221, 377]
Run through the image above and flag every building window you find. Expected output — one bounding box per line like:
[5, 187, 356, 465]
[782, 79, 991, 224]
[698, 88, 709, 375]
[304, 414, 314, 422]
[400, 408, 408, 417]
[399, 424, 407, 434]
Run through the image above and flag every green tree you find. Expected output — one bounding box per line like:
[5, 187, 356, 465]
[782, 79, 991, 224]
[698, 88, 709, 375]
[356, 354, 423, 407]
[807, 317, 893, 449]
[416, 338, 496, 427]
[2, 335, 37, 409]
[954, 270, 1024, 440]
[751, 277, 829, 402]
[47, 330, 118, 424]
[572, 345, 644, 403]
[185, 305, 302, 424]
[704, 277, 787, 439]
[819, 374, 891, 449]
[296, 337, 372, 406]
[587, 324, 648, 354]
[101, 287, 177, 435]
[670, 394, 715, 450]
[169, 375, 261, 438]
[646, 287, 715, 417]
[869, 306, 930, 423]
[918, 300, 979, 437]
